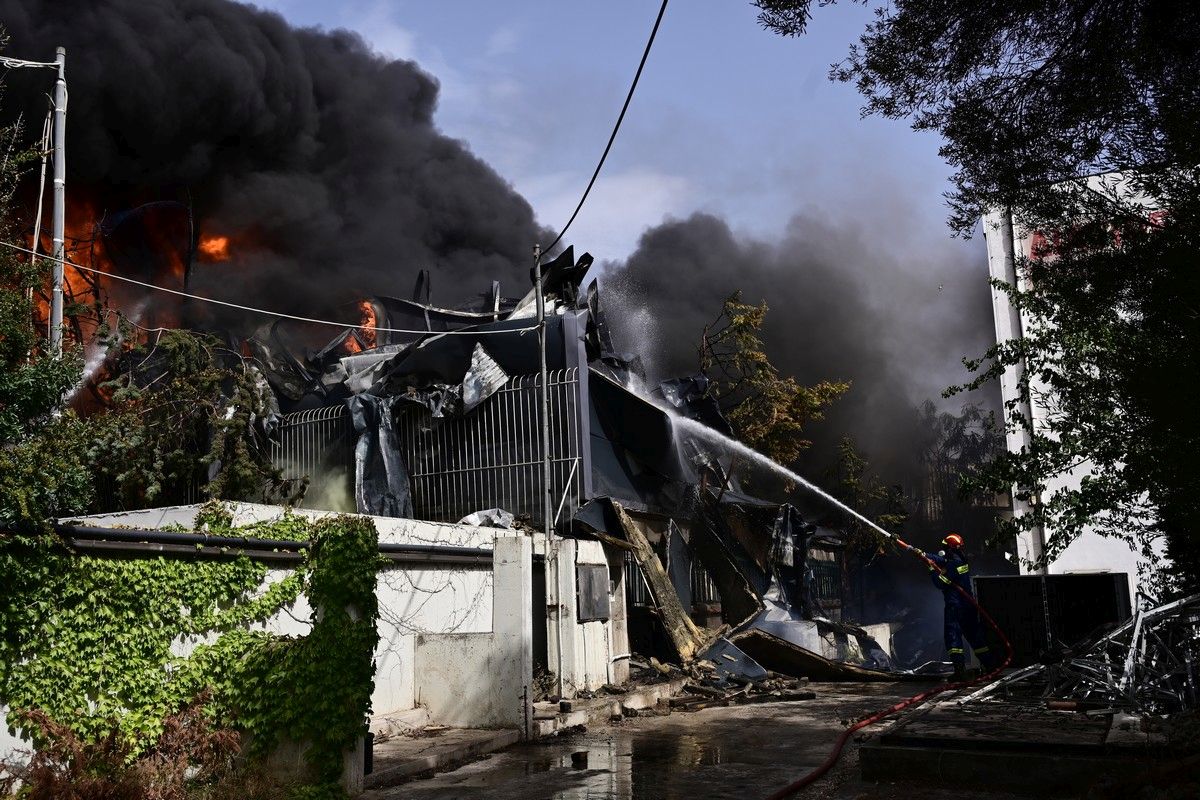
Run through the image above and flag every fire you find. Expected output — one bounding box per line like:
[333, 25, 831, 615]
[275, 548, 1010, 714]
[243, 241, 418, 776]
[198, 235, 230, 262]
[345, 300, 378, 354]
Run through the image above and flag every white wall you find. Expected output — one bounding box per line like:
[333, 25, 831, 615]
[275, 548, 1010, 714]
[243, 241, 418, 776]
[5, 503, 631, 767]
[1, 504, 513, 765]
[413, 536, 532, 733]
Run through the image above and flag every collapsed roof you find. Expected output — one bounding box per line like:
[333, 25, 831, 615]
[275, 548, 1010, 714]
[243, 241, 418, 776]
[243, 246, 901, 680]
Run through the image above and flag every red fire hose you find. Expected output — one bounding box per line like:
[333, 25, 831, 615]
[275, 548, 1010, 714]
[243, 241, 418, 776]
[763, 538, 1015, 800]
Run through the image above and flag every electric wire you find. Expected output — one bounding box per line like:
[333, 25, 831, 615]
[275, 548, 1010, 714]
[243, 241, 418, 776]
[0, 240, 538, 337]
[541, 0, 669, 255]
[0, 56, 59, 69]
[763, 539, 1015, 799]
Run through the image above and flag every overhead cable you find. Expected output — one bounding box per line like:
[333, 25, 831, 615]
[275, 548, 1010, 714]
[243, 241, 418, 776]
[542, 0, 669, 255]
[0, 240, 537, 337]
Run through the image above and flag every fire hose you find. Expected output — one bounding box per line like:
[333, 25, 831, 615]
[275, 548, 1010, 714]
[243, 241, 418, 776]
[763, 537, 1015, 800]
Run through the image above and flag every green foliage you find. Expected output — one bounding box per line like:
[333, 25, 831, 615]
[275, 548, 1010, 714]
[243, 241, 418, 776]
[205, 515, 384, 790]
[81, 327, 300, 511]
[759, 1, 1200, 591]
[750, 0, 813, 37]
[757, 0, 1200, 232]
[827, 436, 907, 551]
[0, 508, 383, 795]
[950, 177, 1200, 593]
[699, 292, 848, 464]
[0, 99, 90, 531]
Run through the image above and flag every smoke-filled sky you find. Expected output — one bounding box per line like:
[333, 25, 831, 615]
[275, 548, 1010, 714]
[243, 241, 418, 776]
[0, 0, 547, 321]
[603, 212, 997, 481]
[0, 0, 999, 479]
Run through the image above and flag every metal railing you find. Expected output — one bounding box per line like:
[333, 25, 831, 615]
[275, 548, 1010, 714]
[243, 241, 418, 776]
[395, 369, 583, 528]
[624, 554, 721, 610]
[271, 370, 583, 528]
[270, 404, 355, 505]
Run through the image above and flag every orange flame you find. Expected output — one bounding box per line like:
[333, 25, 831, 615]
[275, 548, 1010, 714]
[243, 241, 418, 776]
[345, 300, 378, 354]
[198, 235, 230, 262]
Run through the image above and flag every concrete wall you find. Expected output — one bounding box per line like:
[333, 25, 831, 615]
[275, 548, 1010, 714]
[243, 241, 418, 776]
[55, 503, 502, 723]
[413, 536, 533, 734]
[4, 503, 630, 778]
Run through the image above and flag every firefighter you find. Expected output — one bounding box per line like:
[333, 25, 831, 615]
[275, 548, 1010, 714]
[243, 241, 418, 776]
[926, 533, 996, 678]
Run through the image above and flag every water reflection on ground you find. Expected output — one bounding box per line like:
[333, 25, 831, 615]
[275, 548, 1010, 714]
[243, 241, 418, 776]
[381, 683, 921, 800]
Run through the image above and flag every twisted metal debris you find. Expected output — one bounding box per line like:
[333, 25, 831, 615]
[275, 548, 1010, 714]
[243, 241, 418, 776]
[958, 593, 1200, 713]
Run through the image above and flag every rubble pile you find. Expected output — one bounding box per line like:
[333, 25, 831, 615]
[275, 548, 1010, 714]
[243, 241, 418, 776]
[628, 656, 815, 713]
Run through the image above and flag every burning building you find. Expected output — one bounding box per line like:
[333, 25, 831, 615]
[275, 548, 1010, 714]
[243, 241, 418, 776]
[240, 245, 904, 682]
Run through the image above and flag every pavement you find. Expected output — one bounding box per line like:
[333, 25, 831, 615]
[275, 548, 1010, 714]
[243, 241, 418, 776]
[364, 728, 521, 790]
[360, 680, 1200, 800]
[362, 678, 686, 792]
[361, 681, 1049, 800]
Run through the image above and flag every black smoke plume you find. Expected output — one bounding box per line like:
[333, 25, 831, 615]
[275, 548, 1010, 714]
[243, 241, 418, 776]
[0, 0, 547, 330]
[601, 212, 1000, 489]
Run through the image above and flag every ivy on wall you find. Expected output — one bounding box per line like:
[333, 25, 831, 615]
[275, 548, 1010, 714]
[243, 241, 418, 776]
[0, 504, 383, 795]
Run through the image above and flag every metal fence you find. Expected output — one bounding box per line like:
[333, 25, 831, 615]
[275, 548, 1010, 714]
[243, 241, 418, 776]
[271, 370, 583, 528]
[395, 369, 583, 528]
[269, 404, 355, 504]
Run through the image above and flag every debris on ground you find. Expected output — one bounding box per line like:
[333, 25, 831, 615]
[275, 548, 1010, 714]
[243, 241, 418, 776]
[629, 652, 814, 712]
[956, 592, 1200, 714]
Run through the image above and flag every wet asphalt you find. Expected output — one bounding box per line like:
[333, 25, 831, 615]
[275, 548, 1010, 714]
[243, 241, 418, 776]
[361, 682, 1034, 800]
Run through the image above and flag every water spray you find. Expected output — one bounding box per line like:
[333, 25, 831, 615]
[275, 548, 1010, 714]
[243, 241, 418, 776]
[663, 412, 1014, 797]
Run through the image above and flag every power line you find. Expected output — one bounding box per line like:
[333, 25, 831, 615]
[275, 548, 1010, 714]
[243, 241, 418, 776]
[542, 0, 669, 255]
[0, 240, 538, 337]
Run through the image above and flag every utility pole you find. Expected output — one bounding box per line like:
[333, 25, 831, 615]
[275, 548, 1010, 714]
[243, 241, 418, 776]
[533, 244, 553, 538]
[49, 47, 67, 357]
[1, 48, 67, 352]
[534, 243, 566, 700]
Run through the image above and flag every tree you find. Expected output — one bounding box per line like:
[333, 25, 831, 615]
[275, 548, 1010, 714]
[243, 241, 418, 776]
[827, 436, 907, 548]
[0, 116, 90, 530]
[699, 291, 848, 464]
[81, 323, 301, 511]
[754, 0, 1200, 231]
[951, 193, 1200, 593]
[757, 0, 1200, 592]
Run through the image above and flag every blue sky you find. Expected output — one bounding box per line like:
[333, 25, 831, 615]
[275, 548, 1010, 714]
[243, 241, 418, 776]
[246, 0, 965, 263]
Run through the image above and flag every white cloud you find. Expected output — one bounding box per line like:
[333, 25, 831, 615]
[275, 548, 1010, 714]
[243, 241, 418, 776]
[485, 24, 522, 58]
[349, 1, 417, 61]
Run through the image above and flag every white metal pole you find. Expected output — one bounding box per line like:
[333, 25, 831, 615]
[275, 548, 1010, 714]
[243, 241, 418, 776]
[49, 46, 66, 357]
[534, 244, 553, 538]
[535, 244, 568, 700]
[998, 208, 1048, 573]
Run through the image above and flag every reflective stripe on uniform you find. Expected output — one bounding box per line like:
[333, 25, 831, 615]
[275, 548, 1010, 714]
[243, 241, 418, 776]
[956, 564, 970, 574]
[939, 575, 951, 584]
[948, 648, 964, 654]
[975, 646, 990, 654]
